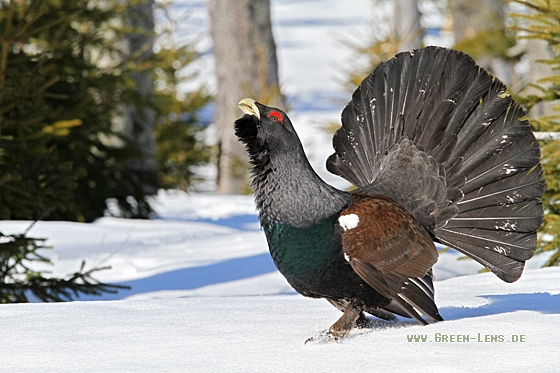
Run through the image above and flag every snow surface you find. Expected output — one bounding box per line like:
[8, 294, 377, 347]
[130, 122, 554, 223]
[1, 1, 559, 372]
[1, 266, 559, 372]
[2, 191, 558, 372]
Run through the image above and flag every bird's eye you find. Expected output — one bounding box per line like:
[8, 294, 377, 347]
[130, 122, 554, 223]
[268, 111, 284, 124]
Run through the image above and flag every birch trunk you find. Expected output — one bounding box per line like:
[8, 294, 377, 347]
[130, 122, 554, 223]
[209, 0, 283, 194]
[394, 0, 422, 52]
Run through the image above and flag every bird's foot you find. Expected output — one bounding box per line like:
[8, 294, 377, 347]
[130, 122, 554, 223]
[305, 306, 362, 344]
[355, 311, 372, 329]
[304, 330, 346, 344]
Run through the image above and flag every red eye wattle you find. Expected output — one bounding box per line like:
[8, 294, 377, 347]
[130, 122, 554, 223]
[268, 111, 284, 124]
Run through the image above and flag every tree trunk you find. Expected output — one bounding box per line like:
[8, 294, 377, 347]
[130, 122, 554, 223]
[123, 0, 158, 194]
[522, 29, 556, 119]
[393, 0, 422, 52]
[208, 0, 283, 194]
[450, 0, 512, 83]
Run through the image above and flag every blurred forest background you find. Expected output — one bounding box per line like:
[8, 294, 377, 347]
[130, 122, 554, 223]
[0, 0, 559, 302]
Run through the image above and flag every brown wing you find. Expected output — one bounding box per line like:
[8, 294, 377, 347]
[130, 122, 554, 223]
[339, 194, 442, 323]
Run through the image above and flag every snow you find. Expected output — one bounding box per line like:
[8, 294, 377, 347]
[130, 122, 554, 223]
[2, 269, 559, 372]
[2, 191, 558, 372]
[2, 0, 560, 371]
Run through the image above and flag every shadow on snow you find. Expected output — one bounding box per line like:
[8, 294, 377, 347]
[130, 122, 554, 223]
[154, 213, 260, 231]
[194, 214, 260, 230]
[351, 292, 560, 335]
[79, 253, 277, 301]
[441, 292, 560, 321]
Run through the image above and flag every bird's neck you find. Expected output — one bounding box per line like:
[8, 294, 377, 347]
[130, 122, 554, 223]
[251, 148, 350, 228]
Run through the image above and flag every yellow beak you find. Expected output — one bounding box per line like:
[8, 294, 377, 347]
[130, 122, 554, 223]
[238, 98, 260, 119]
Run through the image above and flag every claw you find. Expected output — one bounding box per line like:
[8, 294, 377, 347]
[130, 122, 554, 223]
[304, 330, 340, 344]
[304, 336, 316, 344]
[305, 306, 364, 344]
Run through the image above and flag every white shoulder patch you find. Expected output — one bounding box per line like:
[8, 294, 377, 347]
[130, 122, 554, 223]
[338, 213, 360, 231]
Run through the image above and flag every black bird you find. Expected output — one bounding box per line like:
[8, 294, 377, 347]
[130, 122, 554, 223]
[234, 46, 545, 340]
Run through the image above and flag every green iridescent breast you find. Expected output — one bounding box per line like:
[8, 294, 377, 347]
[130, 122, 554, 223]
[263, 215, 343, 289]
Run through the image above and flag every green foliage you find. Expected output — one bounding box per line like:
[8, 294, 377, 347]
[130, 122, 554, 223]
[511, 0, 560, 265]
[319, 1, 408, 137]
[342, 34, 405, 93]
[1, 0, 209, 221]
[1, 0, 153, 221]
[454, 26, 517, 61]
[0, 223, 127, 303]
[337, 1, 407, 93]
[0, 0, 144, 301]
[0, 0, 209, 302]
[453, 6, 517, 62]
[155, 90, 210, 190]
[151, 6, 211, 190]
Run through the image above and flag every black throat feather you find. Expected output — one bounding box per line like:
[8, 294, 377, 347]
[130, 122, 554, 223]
[234, 114, 350, 228]
[234, 114, 272, 196]
[234, 114, 269, 167]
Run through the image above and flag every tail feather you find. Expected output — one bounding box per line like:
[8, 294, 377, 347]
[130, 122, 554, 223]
[442, 226, 535, 259]
[458, 169, 544, 212]
[327, 46, 545, 283]
[415, 53, 466, 147]
[444, 70, 493, 139]
[436, 230, 526, 282]
[458, 109, 530, 181]
[430, 71, 496, 171]
[461, 135, 541, 194]
[339, 96, 374, 182]
[445, 199, 544, 233]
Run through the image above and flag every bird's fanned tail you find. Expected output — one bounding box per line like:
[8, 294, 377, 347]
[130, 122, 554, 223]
[327, 46, 545, 283]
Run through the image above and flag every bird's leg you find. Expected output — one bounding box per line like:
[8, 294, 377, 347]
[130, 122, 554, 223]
[328, 305, 362, 339]
[355, 311, 371, 329]
[304, 304, 363, 344]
